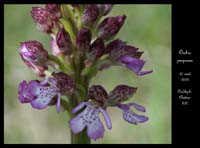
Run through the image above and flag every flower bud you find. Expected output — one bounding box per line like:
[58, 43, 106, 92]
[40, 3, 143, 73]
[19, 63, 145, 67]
[31, 7, 56, 33]
[76, 28, 91, 52]
[45, 4, 62, 20]
[88, 38, 105, 61]
[19, 41, 48, 65]
[97, 15, 126, 40]
[97, 4, 113, 16]
[56, 27, 73, 55]
[19, 41, 48, 77]
[82, 4, 99, 27]
[107, 85, 137, 105]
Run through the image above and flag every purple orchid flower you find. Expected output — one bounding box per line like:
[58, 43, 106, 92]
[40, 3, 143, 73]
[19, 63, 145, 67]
[18, 72, 74, 112]
[69, 84, 148, 140]
[107, 85, 148, 124]
[98, 39, 153, 76]
[18, 79, 61, 111]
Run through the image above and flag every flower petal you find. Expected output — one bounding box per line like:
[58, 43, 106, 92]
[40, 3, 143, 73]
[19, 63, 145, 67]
[87, 114, 105, 140]
[27, 80, 41, 96]
[122, 109, 148, 124]
[18, 80, 35, 103]
[130, 102, 146, 112]
[137, 70, 153, 76]
[117, 103, 148, 124]
[29, 81, 58, 109]
[69, 113, 86, 134]
[120, 55, 153, 76]
[39, 78, 50, 85]
[88, 85, 108, 105]
[99, 108, 112, 129]
[52, 72, 75, 95]
[107, 85, 137, 105]
[117, 103, 130, 110]
[56, 93, 61, 112]
[30, 93, 55, 109]
[120, 56, 144, 72]
[72, 101, 87, 114]
[69, 102, 106, 140]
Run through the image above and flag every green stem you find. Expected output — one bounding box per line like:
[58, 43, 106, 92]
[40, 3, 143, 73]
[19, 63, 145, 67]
[71, 129, 90, 144]
[48, 54, 71, 73]
[70, 79, 90, 144]
[59, 18, 76, 43]
[81, 55, 110, 80]
[61, 99, 72, 117]
[58, 54, 73, 72]
[69, 65, 90, 144]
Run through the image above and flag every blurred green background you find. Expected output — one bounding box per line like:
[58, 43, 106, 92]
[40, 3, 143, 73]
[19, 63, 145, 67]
[4, 4, 171, 144]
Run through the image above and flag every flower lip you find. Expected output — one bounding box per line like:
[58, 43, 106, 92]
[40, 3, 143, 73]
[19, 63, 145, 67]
[69, 101, 112, 140]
